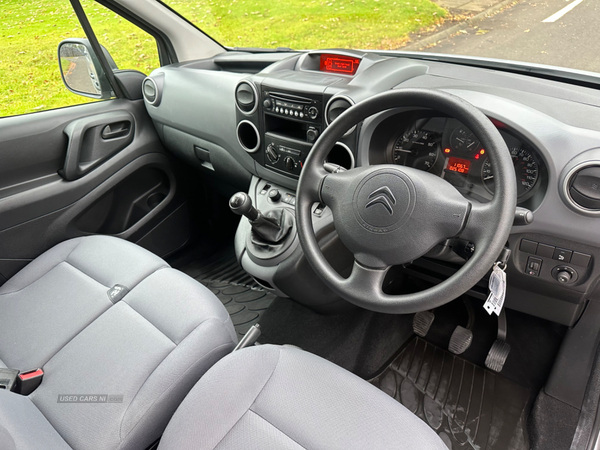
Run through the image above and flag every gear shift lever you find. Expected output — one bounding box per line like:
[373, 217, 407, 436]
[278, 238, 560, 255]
[229, 192, 259, 221]
[229, 192, 293, 245]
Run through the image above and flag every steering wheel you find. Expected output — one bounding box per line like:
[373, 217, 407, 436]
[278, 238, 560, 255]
[297, 89, 517, 314]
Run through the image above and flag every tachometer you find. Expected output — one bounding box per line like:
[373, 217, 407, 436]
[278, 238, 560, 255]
[392, 130, 438, 171]
[482, 146, 539, 197]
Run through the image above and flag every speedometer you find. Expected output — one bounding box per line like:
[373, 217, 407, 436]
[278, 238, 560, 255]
[482, 146, 539, 197]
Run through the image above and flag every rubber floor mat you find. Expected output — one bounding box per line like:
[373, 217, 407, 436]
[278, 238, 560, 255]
[181, 249, 276, 338]
[371, 337, 530, 450]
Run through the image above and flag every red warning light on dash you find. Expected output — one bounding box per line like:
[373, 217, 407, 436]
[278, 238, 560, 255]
[447, 157, 471, 175]
[319, 54, 361, 75]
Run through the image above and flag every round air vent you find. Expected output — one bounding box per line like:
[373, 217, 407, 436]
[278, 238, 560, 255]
[142, 77, 162, 106]
[235, 82, 258, 114]
[566, 164, 600, 211]
[236, 120, 260, 153]
[326, 142, 355, 170]
[325, 96, 356, 135]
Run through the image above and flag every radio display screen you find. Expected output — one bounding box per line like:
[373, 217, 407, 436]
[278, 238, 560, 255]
[319, 54, 361, 75]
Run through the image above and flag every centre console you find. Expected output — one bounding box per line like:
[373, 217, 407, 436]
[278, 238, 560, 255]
[231, 53, 364, 312]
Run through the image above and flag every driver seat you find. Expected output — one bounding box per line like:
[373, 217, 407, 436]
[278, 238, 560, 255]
[158, 344, 447, 450]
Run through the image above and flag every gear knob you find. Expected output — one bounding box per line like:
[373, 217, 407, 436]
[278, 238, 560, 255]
[229, 192, 259, 221]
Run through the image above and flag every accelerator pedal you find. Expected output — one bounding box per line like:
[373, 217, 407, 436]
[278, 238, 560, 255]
[485, 308, 511, 372]
[485, 340, 511, 372]
[449, 326, 473, 355]
[412, 311, 435, 337]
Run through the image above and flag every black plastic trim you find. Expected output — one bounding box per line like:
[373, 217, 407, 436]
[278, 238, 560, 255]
[69, 0, 124, 98]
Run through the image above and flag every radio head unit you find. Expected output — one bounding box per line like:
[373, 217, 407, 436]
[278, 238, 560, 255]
[262, 91, 322, 123]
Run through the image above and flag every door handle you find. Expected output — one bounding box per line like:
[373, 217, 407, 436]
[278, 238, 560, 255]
[101, 122, 131, 140]
[59, 111, 135, 181]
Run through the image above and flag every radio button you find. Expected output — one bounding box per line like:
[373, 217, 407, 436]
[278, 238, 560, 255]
[308, 106, 319, 120]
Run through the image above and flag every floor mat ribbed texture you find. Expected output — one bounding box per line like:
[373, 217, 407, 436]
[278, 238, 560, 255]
[181, 250, 276, 338]
[371, 337, 530, 450]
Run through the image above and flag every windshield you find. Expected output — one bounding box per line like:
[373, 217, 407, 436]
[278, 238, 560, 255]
[162, 0, 599, 74]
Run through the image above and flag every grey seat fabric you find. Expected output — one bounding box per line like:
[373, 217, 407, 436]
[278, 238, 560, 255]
[0, 236, 237, 450]
[159, 344, 448, 450]
[0, 390, 71, 450]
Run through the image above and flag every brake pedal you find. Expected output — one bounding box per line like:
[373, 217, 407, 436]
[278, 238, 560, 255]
[448, 299, 474, 355]
[413, 311, 435, 337]
[485, 309, 510, 372]
[449, 326, 473, 355]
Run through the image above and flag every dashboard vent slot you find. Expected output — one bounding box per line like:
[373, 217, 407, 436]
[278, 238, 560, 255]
[568, 165, 600, 210]
[235, 82, 257, 114]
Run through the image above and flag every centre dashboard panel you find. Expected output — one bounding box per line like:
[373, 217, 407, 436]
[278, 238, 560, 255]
[234, 52, 364, 181]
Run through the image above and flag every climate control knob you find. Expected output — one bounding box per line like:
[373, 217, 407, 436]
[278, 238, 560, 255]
[284, 156, 296, 172]
[266, 144, 279, 163]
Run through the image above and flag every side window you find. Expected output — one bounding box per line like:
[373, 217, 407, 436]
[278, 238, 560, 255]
[0, 2, 90, 116]
[80, 0, 160, 75]
[0, 1, 160, 118]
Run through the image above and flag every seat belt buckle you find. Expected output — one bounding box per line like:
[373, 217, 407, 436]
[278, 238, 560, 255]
[0, 368, 19, 392]
[17, 369, 44, 395]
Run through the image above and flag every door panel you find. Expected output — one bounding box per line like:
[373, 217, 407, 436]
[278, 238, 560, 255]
[0, 99, 190, 284]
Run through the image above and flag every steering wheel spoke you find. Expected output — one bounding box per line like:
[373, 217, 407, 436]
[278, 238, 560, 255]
[459, 201, 497, 246]
[341, 260, 390, 295]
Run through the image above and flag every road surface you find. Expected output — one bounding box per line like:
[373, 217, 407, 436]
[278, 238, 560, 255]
[421, 0, 600, 74]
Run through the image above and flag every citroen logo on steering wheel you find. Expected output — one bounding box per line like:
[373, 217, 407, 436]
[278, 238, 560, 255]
[365, 186, 396, 215]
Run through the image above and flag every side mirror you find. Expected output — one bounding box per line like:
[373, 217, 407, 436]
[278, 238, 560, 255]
[58, 39, 118, 99]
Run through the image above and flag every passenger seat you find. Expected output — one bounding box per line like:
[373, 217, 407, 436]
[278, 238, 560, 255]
[0, 236, 237, 450]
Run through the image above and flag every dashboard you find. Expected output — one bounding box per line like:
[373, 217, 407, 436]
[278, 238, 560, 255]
[142, 49, 600, 327]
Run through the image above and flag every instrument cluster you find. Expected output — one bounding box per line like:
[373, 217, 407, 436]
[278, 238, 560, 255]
[386, 117, 545, 205]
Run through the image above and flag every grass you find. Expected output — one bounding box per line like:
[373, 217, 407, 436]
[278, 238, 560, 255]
[170, 0, 446, 50]
[0, 0, 446, 117]
[0, 0, 160, 116]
